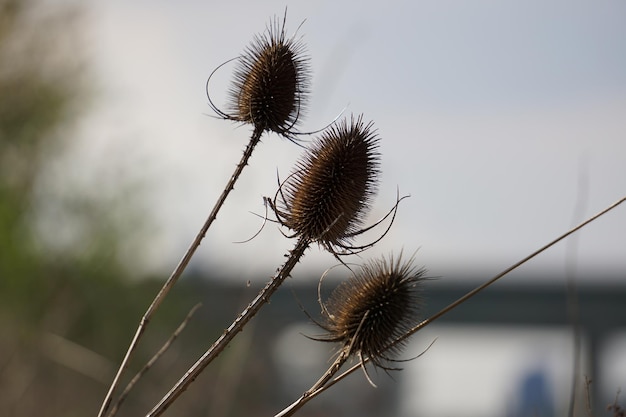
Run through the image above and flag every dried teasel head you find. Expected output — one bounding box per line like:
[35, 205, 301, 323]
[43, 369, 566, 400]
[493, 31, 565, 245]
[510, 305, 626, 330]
[208, 12, 310, 137]
[272, 114, 381, 252]
[315, 254, 426, 371]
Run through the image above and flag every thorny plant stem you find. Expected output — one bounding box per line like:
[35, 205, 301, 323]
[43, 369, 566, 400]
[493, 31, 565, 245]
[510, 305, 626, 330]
[274, 196, 626, 416]
[277, 310, 372, 417]
[275, 350, 350, 417]
[98, 128, 263, 417]
[147, 237, 310, 417]
[107, 304, 202, 417]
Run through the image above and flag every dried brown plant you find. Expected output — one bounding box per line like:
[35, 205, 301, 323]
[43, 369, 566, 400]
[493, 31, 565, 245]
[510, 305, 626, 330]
[147, 114, 384, 417]
[99, 11, 310, 417]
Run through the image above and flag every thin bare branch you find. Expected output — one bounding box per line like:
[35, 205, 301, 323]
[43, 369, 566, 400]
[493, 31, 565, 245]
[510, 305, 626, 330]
[388, 196, 626, 355]
[97, 128, 263, 417]
[275, 349, 350, 417]
[106, 304, 202, 417]
[147, 238, 310, 417]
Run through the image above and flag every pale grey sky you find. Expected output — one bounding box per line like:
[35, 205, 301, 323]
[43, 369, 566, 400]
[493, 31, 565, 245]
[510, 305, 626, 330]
[65, 0, 626, 283]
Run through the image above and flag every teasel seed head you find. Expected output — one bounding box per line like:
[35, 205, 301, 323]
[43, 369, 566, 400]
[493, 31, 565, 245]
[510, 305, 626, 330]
[273, 115, 380, 252]
[226, 14, 310, 136]
[316, 254, 426, 370]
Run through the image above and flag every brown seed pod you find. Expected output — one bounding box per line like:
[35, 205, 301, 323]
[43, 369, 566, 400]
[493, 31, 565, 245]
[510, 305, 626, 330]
[316, 254, 426, 370]
[273, 115, 380, 252]
[212, 13, 310, 137]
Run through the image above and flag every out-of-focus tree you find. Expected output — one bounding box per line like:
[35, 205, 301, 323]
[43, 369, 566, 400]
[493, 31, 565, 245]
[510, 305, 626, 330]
[0, 0, 85, 310]
[0, 1, 152, 415]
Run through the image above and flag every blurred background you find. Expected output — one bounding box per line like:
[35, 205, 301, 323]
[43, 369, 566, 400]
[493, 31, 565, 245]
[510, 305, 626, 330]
[0, 0, 624, 416]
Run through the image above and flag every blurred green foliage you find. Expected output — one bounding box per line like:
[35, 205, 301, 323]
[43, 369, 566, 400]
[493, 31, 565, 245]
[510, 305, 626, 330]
[0, 2, 271, 416]
[0, 1, 156, 415]
[0, 0, 110, 331]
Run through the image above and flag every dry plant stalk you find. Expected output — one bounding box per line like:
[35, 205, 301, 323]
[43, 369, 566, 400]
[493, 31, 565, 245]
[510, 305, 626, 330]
[106, 304, 202, 417]
[148, 115, 383, 416]
[275, 196, 626, 416]
[98, 13, 309, 417]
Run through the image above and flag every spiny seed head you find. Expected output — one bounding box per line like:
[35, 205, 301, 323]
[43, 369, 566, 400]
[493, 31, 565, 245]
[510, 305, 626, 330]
[278, 115, 380, 250]
[228, 15, 310, 136]
[318, 254, 426, 368]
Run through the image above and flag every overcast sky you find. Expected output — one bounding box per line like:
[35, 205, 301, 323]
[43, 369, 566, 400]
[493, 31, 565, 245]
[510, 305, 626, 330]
[66, 0, 626, 284]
